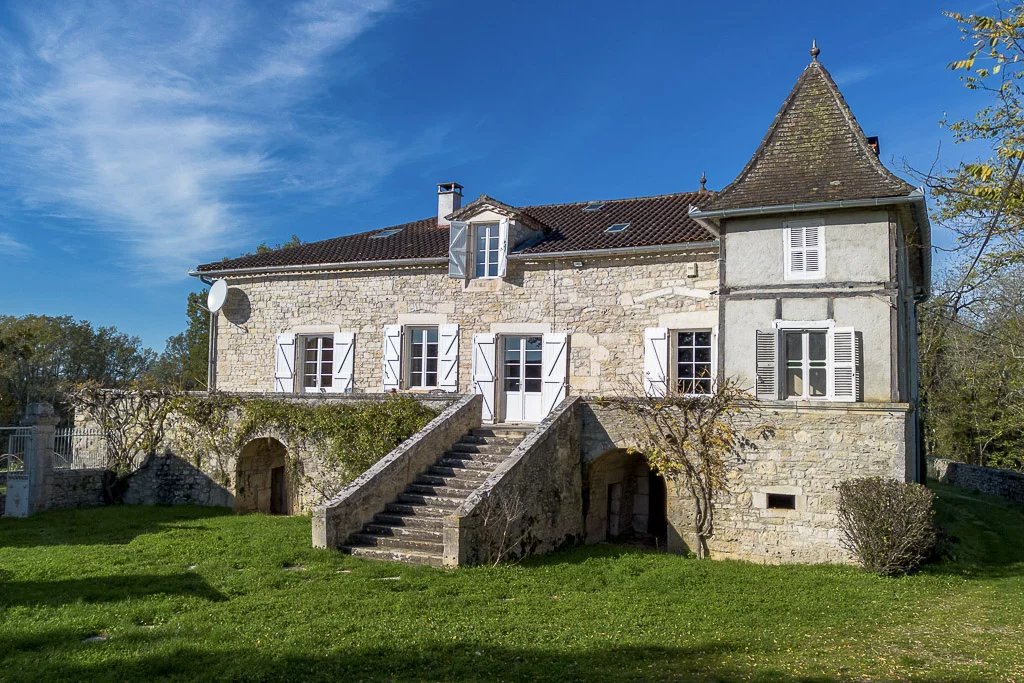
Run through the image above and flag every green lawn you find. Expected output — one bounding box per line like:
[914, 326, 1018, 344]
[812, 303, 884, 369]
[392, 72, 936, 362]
[1, 485, 1022, 682]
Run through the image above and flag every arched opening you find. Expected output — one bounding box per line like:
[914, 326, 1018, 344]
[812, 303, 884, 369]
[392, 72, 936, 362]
[236, 437, 290, 514]
[584, 449, 668, 547]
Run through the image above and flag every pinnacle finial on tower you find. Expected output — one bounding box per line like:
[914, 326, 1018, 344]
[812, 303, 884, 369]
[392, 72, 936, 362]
[810, 39, 820, 61]
[699, 171, 707, 191]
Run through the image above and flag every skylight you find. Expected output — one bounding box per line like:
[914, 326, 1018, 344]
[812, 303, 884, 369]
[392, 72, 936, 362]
[605, 222, 630, 233]
[582, 201, 605, 212]
[370, 228, 403, 239]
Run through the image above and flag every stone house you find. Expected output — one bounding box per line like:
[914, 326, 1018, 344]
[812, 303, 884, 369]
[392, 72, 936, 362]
[191, 48, 931, 566]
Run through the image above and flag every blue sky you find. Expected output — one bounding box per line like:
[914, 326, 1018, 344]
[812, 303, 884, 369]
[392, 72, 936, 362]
[0, 0, 996, 350]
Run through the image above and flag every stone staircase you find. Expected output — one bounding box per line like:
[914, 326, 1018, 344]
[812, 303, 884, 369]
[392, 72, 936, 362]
[339, 424, 534, 567]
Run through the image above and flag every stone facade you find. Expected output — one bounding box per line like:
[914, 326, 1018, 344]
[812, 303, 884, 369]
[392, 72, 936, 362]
[214, 250, 719, 395]
[582, 400, 910, 564]
[928, 457, 1024, 505]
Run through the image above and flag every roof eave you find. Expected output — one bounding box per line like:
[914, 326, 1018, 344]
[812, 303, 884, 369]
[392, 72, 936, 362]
[189, 256, 448, 278]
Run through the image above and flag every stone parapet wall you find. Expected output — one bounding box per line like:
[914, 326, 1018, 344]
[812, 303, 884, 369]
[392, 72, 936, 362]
[445, 397, 584, 566]
[582, 400, 912, 564]
[313, 394, 482, 549]
[214, 251, 719, 395]
[928, 457, 1024, 505]
[48, 469, 106, 510]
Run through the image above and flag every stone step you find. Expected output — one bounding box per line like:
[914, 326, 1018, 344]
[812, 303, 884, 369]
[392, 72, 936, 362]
[362, 523, 442, 541]
[384, 502, 453, 517]
[416, 473, 484, 490]
[403, 483, 475, 499]
[437, 457, 498, 472]
[348, 533, 444, 554]
[373, 512, 444, 529]
[428, 465, 490, 480]
[396, 493, 463, 508]
[471, 427, 535, 439]
[450, 442, 517, 455]
[338, 545, 443, 568]
[443, 450, 506, 464]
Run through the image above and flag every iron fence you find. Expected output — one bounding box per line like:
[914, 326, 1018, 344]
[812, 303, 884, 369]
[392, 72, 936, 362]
[53, 428, 108, 469]
[0, 427, 31, 473]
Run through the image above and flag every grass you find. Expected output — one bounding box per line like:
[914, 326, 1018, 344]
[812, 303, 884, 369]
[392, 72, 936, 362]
[1, 484, 1022, 682]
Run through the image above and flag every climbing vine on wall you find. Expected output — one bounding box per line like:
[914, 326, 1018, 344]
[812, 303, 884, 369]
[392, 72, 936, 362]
[169, 393, 442, 499]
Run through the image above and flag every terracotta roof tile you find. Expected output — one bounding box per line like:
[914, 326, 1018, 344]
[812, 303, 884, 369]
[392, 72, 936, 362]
[195, 191, 716, 273]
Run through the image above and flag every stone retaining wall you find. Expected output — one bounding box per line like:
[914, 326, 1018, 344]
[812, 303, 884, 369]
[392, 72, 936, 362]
[445, 397, 584, 566]
[124, 452, 233, 507]
[928, 457, 1024, 505]
[582, 400, 912, 564]
[313, 393, 482, 549]
[48, 469, 106, 510]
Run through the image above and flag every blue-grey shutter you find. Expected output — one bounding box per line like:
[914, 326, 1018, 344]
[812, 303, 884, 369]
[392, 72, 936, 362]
[448, 221, 469, 278]
[755, 330, 779, 400]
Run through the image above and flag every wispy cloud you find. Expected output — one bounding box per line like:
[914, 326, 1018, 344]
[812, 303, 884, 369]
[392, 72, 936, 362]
[832, 65, 879, 87]
[0, 0, 418, 279]
[0, 233, 29, 256]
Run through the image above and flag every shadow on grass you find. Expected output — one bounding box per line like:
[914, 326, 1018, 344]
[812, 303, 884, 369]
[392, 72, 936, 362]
[925, 482, 1024, 580]
[2, 641, 835, 683]
[0, 505, 232, 549]
[0, 573, 227, 608]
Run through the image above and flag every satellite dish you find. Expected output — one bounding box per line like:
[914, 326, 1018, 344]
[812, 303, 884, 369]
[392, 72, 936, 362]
[207, 279, 229, 314]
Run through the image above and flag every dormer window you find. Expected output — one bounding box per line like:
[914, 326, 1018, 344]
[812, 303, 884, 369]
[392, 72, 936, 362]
[474, 223, 501, 278]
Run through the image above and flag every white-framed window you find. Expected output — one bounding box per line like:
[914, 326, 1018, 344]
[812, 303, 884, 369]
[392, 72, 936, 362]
[474, 223, 500, 278]
[406, 326, 440, 389]
[673, 329, 714, 395]
[300, 335, 334, 392]
[784, 219, 825, 280]
[783, 329, 828, 400]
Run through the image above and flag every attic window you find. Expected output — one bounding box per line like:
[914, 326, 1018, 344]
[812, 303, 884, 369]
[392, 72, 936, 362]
[370, 228, 403, 239]
[583, 201, 606, 212]
[605, 222, 630, 234]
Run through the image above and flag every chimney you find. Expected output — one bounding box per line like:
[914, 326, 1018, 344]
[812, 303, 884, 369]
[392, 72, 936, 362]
[437, 182, 463, 225]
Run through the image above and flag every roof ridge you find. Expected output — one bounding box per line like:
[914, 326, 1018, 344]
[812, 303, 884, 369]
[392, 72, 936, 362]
[521, 189, 710, 210]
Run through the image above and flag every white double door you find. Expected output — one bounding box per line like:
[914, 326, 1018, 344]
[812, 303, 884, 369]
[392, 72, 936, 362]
[501, 335, 544, 423]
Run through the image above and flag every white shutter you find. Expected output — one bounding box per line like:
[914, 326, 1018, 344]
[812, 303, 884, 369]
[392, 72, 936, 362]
[381, 325, 402, 392]
[497, 217, 510, 277]
[331, 332, 355, 393]
[472, 333, 497, 422]
[542, 332, 569, 414]
[438, 324, 460, 392]
[828, 327, 859, 402]
[274, 333, 296, 393]
[755, 330, 779, 400]
[643, 328, 669, 397]
[448, 221, 469, 279]
[785, 221, 824, 279]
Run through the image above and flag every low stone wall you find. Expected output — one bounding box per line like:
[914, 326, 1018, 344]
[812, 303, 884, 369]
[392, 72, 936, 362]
[124, 452, 233, 507]
[928, 457, 1024, 505]
[47, 468, 107, 510]
[312, 393, 482, 549]
[582, 400, 912, 564]
[445, 397, 584, 566]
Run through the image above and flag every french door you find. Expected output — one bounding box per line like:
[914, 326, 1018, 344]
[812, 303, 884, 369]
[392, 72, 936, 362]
[501, 336, 544, 422]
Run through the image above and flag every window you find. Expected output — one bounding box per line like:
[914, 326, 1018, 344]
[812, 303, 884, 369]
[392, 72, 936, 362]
[301, 335, 333, 391]
[474, 223, 500, 278]
[370, 228, 403, 239]
[605, 222, 630, 233]
[784, 220, 824, 280]
[674, 330, 713, 395]
[582, 201, 605, 212]
[783, 330, 827, 399]
[766, 493, 797, 510]
[407, 326, 439, 389]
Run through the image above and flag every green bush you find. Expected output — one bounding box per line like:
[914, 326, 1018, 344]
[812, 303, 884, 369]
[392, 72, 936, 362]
[836, 477, 937, 576]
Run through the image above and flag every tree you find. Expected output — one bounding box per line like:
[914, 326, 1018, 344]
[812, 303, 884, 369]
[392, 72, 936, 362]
[606, 379, 772, 558]
[151, 291, 209, 390]
[68, 380, 178, 501]
[0, 315, 155, 424]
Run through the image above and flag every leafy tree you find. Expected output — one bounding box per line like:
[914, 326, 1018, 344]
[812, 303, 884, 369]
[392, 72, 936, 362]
[151, 291, 209, 390]
[0, 315, 155, 424]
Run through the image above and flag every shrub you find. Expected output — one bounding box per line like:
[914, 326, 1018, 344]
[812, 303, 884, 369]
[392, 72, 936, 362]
[836, 477, 937, 576]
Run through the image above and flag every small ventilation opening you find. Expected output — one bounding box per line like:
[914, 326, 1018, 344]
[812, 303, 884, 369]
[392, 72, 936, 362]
[866, 136, 880, 156]
[766, 493, 797, 510]
[605, 222, 630, 233]
[583, 201, 606, 212]
[370, 228, 403, 239]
